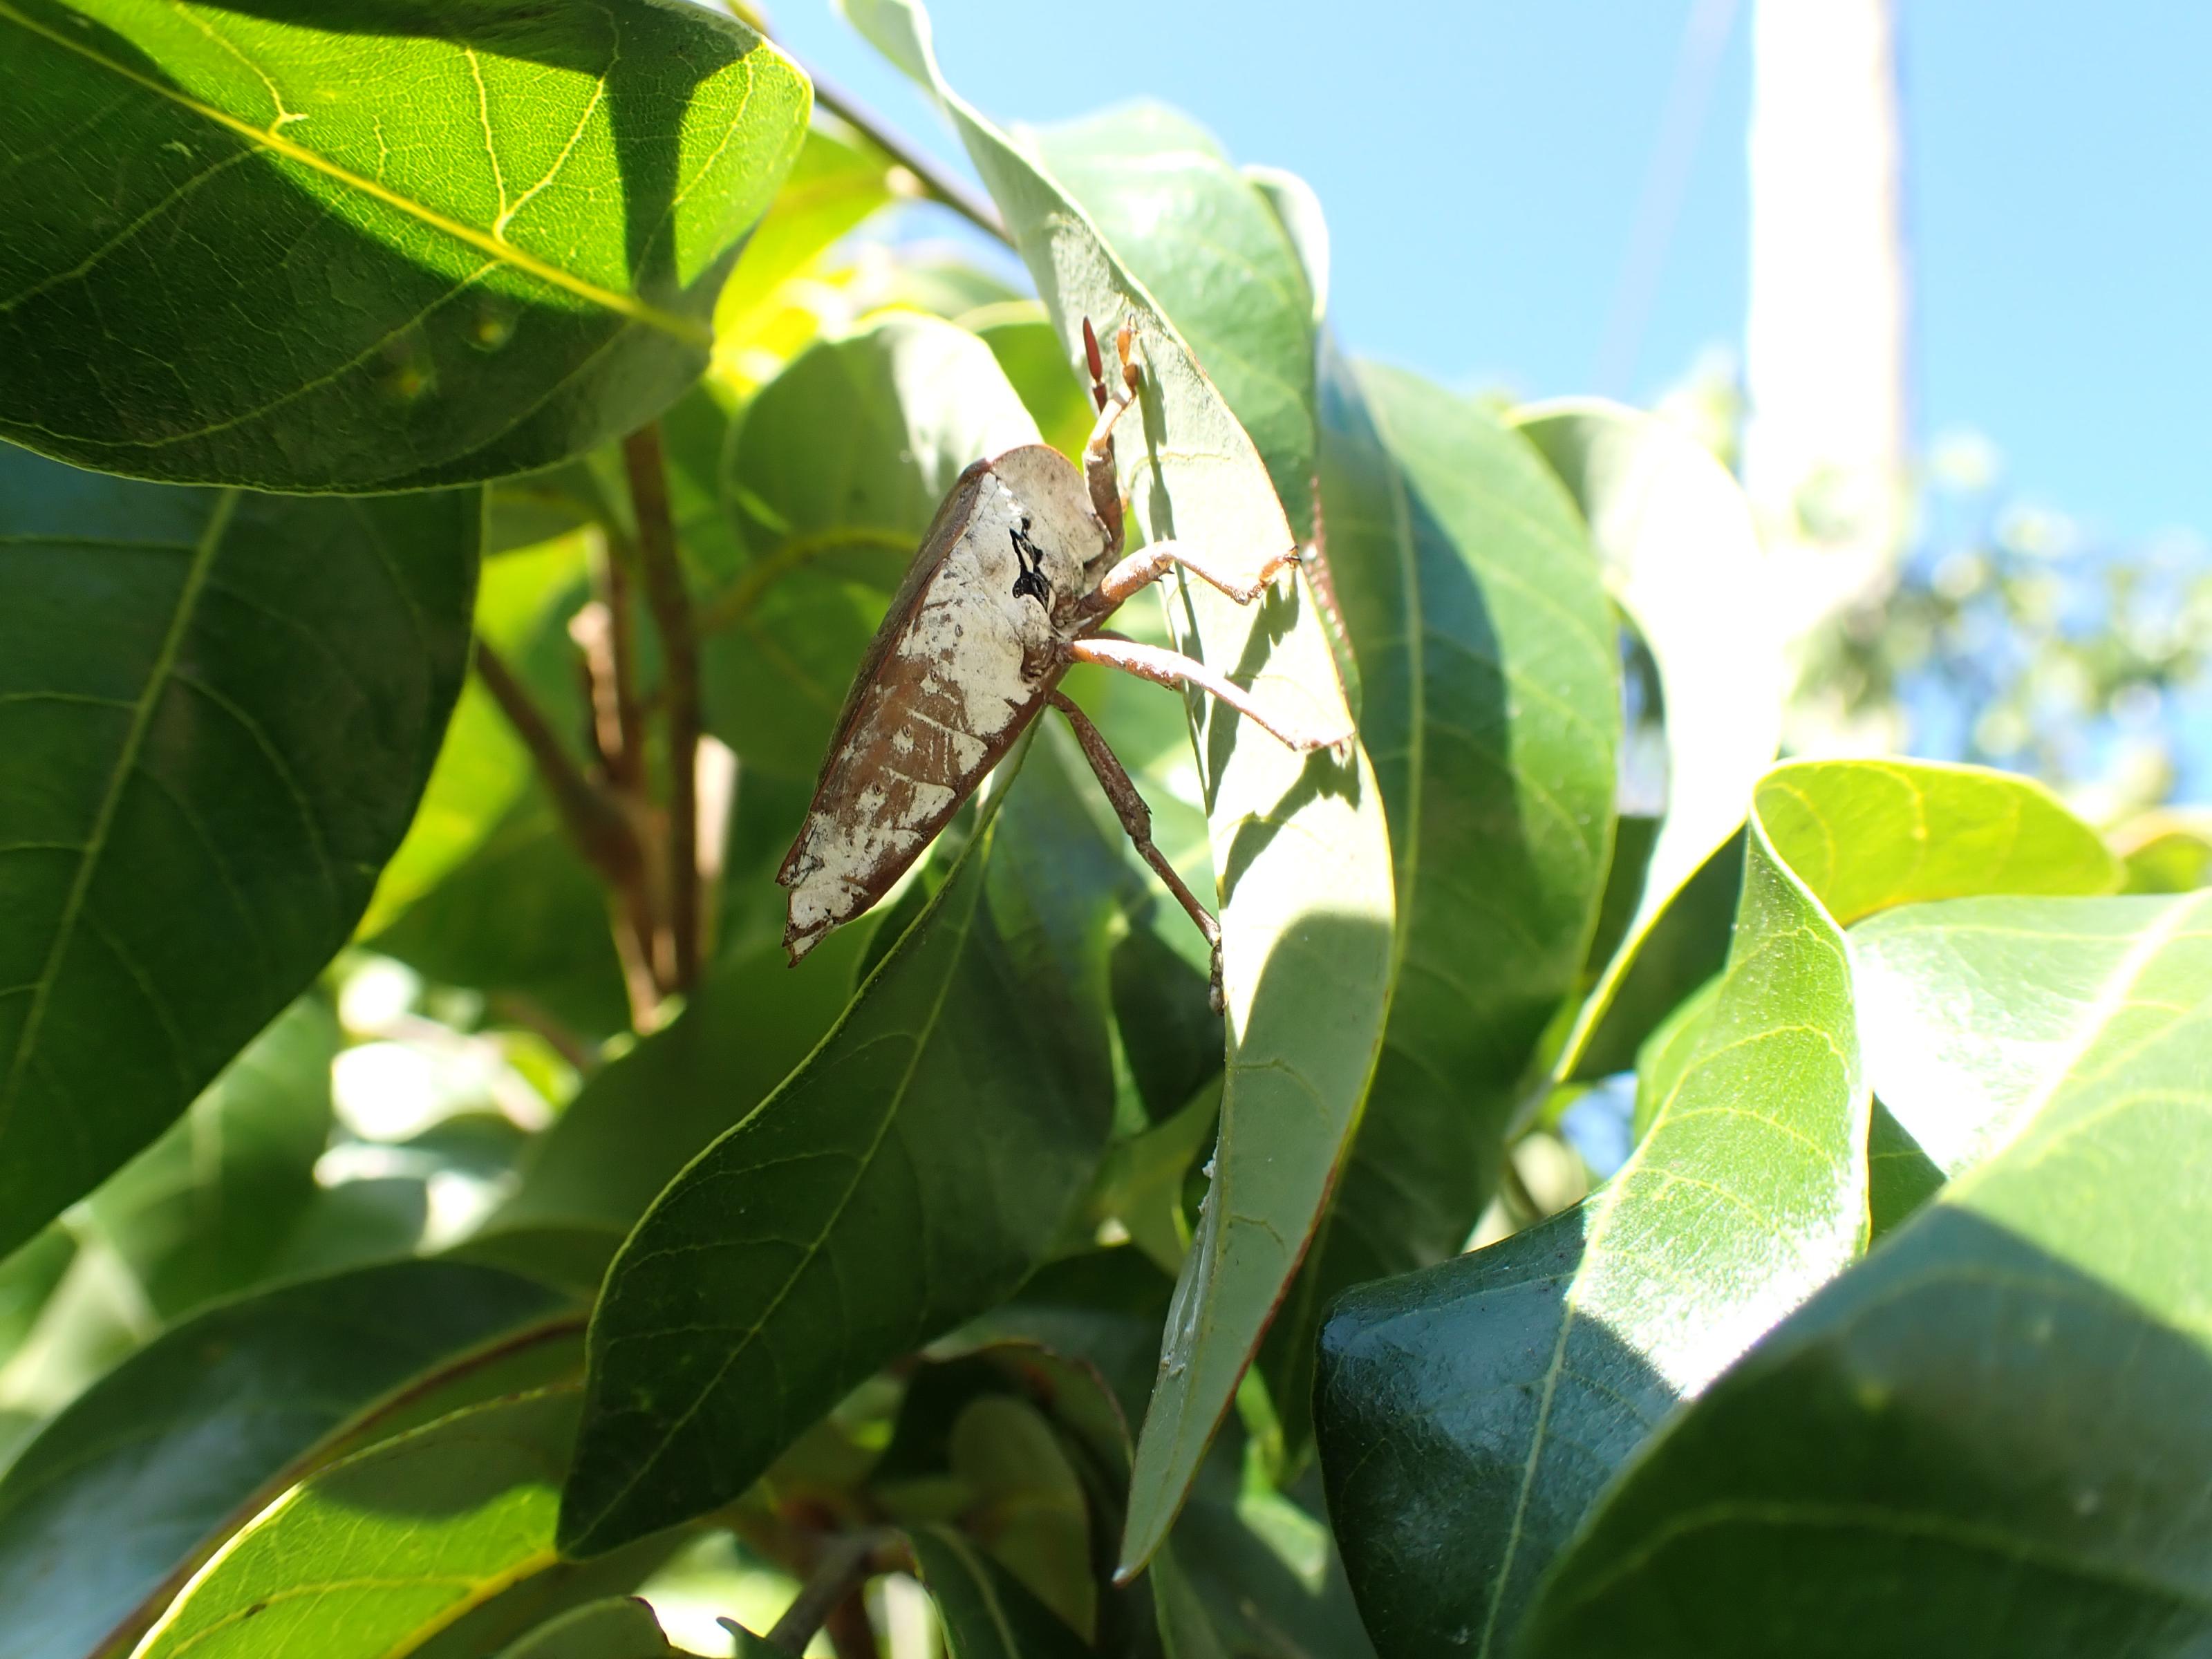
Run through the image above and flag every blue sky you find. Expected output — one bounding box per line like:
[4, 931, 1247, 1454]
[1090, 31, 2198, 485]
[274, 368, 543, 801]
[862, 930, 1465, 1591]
[773, 1, 2208, 545]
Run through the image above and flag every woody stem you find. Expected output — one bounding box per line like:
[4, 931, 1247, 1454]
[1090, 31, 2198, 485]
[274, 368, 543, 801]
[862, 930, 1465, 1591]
[592, 528, 648, 794]
[624, 422, 703, 991]
[474, 639, 664, 1027]
[804, 71, 1008, 245]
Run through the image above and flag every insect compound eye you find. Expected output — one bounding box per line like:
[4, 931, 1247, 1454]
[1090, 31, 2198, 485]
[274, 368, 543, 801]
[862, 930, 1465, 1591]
[1009, 524, 1052, 608]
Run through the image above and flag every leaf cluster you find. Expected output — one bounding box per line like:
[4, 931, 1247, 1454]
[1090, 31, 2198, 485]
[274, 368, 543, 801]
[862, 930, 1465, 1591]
[1, 3, 2206, 1657]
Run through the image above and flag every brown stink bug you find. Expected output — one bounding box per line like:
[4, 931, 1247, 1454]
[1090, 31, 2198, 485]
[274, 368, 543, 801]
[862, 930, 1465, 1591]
[777, 318, 1349, 1003]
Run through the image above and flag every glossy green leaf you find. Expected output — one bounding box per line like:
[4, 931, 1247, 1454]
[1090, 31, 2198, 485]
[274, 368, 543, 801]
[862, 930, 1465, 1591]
[1315, 758, 2121, 1658]
[1263, 350, 1620, 1448]
[482, 927, 868, 1273]
[0, 0, 809, 490]
[838, 0, 1395, 1568]
[138, 1387, 580, 1658]
[559, 735, 1121, 1555]
[0, 1259, 566, 1659]
[700, 310, 1040, 777]
[910, 1524, 1091, 1659]
[0, 446, 476, 1257]
[1515, 400, 1781, 1077]
[85, 995, 337, 1323]
[1031, 101, 1319, 540]
[1521, 888, 2212, 1657]
[494, 1597, 673, 1659]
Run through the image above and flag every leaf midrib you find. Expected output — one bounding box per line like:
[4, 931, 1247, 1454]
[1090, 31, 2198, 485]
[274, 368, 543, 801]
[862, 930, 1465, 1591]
[0, 1, 708, 344]
[0, 490, 232, 1139]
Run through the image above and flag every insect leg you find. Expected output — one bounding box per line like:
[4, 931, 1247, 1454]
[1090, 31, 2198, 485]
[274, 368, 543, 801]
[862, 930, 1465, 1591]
[1068, 634, 1356, 753]
[1076, 538, 1300, 620]
[1048, 689, 1224, 1013]
[1081, 317, 1143, 557]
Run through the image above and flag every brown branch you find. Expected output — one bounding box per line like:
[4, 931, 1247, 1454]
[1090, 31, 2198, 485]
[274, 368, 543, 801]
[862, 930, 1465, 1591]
[763, 1530, 888, 1657]
[484, 991, 598, 1074]
[475, 637, 664, 1027]
[474, 639, 637, 883]
[805, 69, 1008, 245]
[592, 531, 648, 792]
[823, 1587, 881, 1659]
[623, 423, 703, 989]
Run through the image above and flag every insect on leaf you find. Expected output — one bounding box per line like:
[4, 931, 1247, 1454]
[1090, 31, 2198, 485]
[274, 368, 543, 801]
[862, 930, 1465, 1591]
[838, 0, 1396, 1573]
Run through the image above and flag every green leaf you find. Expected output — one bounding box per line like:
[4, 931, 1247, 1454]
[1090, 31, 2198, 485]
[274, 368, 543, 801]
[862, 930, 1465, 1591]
[1170, 1453, 1378, 1659]
[700, 310, 1040, 777]
[138, 1387, 580, 1658]
[0, 445, 477, 1257]
[1629, 973, 1721, 1146]
[1568, 826, 1745, 1082]
[559, 735, 1121, 1555]
[947, 1395, 1097, 1639]
[85, 995, 337, 1322]
[1853, 893, 2182, 1183]
[924, 1259, 1374, 1659]
[837, 0, 1395, 1568]
[1262, 351, 1620, 1450]
[1244, 165, 1330, 330]
[1031, 101, 1320, 539]
[411, 1534, 688, 1659]
[2117, 813, 2212, 894]
[0, 1259, 566, 1659]
[1752, 759, 2121, 925]
[0, 0, 809, 490]
[911, 1524, 1092, 1659]
[1315, 758, 2121, 1658]
[362, 535, 590, 937]
[0, 1227, 73, 1366]
[1513, 400, 1781, 1076]
[495, 1597, 673, 1659]
[370, 793, 632, 1044]
[974, 308, 1098, 463]
[482, 927, 869, 1272]
[1521, 888, 2212, 1657]
[1087, 1081, 1220, 1275]
[714, 116, 901, 347]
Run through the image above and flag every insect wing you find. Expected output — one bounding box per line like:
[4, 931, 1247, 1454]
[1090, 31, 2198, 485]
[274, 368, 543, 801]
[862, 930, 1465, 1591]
[777, 456, 1082, 960]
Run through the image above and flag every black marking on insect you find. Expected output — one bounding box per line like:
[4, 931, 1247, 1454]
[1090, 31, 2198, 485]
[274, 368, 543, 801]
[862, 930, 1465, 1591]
[1009, 518, 1053, 608]
[777, 317, 1349, 1009]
